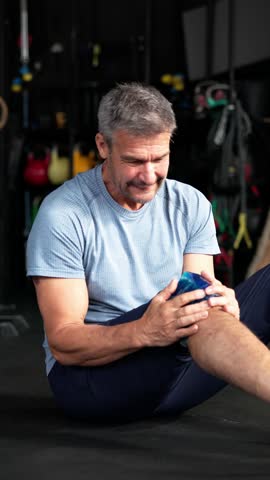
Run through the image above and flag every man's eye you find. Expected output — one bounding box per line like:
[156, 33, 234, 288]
[130, 160, 144, 165]
[153, 158, 166, 164]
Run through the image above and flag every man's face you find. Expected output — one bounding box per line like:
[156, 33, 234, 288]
[95, 130, 171, 210]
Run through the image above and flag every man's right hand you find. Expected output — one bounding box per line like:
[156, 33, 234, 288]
[137, 279, 210, 347]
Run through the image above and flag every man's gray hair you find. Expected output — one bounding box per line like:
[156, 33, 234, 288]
[97, 82, 177, 147]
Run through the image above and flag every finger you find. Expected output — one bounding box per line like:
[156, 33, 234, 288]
[205, 284, 227, 296]
[176, 323, 199, 339]
[223, 303, 240, 319]
[201, 270, 222, 286]
[156, 279, 178, 302]
[179, 299, 209, 316]
[207, 295, 229, 308]
[177, 310, 208, 328]
[205, 285, 236, 302]
[171, 288, 206, 306]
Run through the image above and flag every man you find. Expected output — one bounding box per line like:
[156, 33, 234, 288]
[27, 83, 270, 421]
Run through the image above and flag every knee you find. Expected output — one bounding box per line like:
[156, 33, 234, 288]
[187, 308, 239, 352]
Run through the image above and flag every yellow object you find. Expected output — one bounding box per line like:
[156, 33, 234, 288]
[161, 73, 184, 91]
[92, 43, 101, 68]
[160, 74, 173, 85]
[48, 146, 70, 185]
[11, 83, 22, 93]
[172, 75, 184, 91]
[72, 146, 96, 176]
[233, 212, 253, 250]
[22, 71, 33, 82]
[55, 112, 67, 129]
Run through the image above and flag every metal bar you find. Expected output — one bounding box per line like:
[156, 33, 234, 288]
[20, 0, 29, 64]
[144, 0, 152, 84]
[0, 0, 9, 304]
[206, 0, 215, 78]
[228, 0, 235, 103]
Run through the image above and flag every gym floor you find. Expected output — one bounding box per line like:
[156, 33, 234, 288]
[1, 282, 270, 480]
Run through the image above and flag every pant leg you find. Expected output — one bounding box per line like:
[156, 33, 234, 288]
[235, 263, 270, 343]
[48, 302, 190, 421]
[155, 264, 270, 416]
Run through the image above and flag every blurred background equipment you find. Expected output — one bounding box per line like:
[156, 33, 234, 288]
[0, 0, 269, 295]
[0, 0, 29, 335]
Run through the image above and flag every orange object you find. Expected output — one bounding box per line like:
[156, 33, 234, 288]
[72, 145, 96, 176]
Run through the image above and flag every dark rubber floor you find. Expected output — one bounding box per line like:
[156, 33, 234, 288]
[1, 285, 270, 479]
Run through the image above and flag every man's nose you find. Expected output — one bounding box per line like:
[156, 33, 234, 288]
[139, 163, 156, 184]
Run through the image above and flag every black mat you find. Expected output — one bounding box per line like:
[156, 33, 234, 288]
[1, 290, 270, 479]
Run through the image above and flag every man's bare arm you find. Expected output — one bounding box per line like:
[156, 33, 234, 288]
[33, 277, 142, 366]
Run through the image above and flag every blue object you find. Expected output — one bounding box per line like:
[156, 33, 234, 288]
[172, 271, 218, 302]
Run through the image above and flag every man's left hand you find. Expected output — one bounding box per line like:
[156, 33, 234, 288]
[201, 270, 240, 320]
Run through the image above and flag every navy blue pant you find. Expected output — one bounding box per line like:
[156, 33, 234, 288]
[48, 265, 270, 421]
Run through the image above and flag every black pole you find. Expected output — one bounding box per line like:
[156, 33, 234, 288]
[144, 0, 152, 84]
[0, 0, 10, 305]
[69, 0, 79, 175]
[206, 0, 215, 78]
[228, 0, 235, 103]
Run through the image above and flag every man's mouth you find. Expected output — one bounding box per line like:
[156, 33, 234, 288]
[128, 182, 158, 190]
[133, 184, 155, 190]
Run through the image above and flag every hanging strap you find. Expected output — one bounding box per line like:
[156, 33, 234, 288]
[233, 100, 252, 249]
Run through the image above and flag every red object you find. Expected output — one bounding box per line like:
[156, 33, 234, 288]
[215, 247, 234, 267]
[250, 184, 260, 197]
[17, 34, 33, 48]
[214, 89, 226, 100]
[23, 151, 50, 186]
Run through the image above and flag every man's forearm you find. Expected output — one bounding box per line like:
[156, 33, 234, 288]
[49, 319, 144, 367]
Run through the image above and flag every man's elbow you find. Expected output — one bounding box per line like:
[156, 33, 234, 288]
[50, 345, 79, 366]
[47, 325, 86, 366]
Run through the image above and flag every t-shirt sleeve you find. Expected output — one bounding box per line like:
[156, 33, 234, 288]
[26, 194, 85, 278]
[183, 190, 220, 255]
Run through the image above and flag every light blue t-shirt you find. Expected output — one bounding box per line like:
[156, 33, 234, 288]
[26, 164, 220, 374]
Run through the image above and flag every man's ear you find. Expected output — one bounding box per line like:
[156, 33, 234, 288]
[95, 133, 110, 160]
